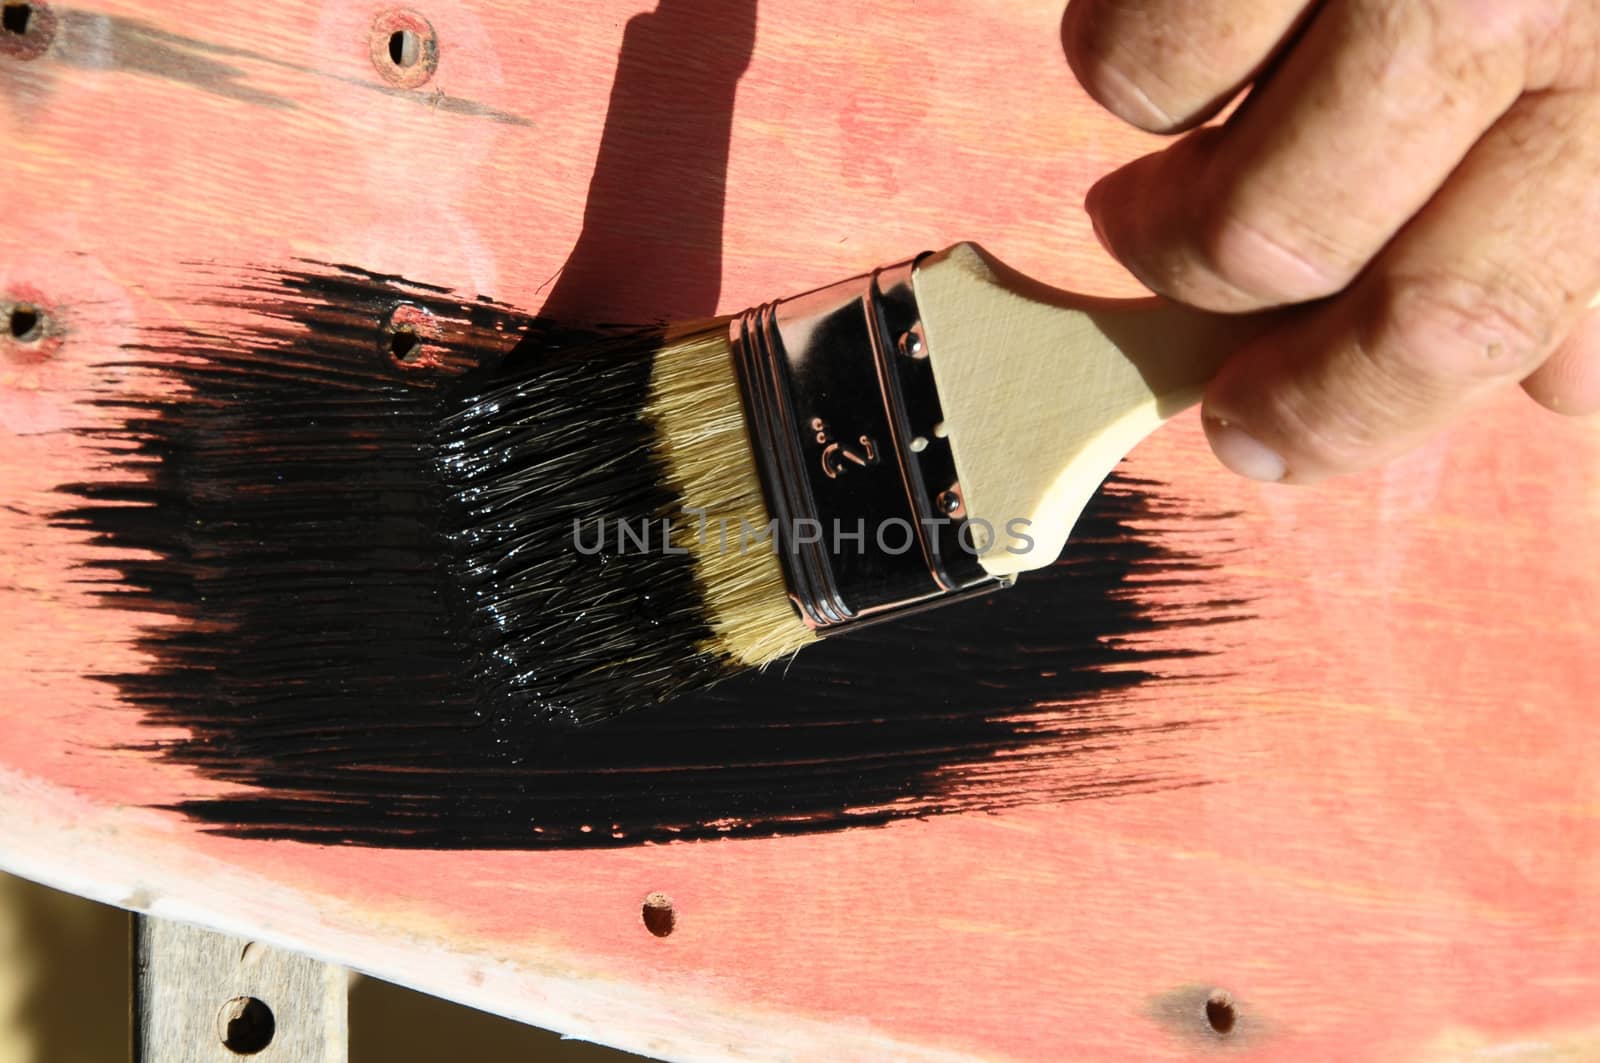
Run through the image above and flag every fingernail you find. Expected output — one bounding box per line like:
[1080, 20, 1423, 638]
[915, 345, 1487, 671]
[1085, 169, 1160, 289]
[1088, 202, 1112, 255]
[1084, 179, 1117, 256]
[1203, 414, 1286, 483]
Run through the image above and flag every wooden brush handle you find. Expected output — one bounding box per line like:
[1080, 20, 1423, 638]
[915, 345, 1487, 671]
[914, 242, 1277, 578]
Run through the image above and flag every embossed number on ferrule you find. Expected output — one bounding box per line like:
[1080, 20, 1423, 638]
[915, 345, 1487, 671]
[812, 418, 881, 479]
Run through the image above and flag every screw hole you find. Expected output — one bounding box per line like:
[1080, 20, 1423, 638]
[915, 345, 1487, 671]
[383, 304, 439, 369]
[1205, 989, 1236, 1035]
[389, 326, 422, 365]
[388, 28, 418, 68]
[217, 996, 274, 1055]
[0, 0, 51, 58]
[8, 303, 42, 342]
[371, 10, 436, 87]
[2, 3, 30, 36]
[642, 892, 675, 938]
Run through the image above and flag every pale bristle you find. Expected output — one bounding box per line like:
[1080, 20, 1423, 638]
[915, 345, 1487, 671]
[645, 326, 818, 668]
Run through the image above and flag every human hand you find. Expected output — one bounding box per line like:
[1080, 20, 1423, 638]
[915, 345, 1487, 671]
[1063, 0, 1600, 483]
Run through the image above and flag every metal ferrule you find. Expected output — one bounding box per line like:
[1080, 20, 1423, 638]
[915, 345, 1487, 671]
[730, 256, 1011, 632]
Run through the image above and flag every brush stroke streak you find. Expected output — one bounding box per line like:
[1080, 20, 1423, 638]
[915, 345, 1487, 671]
[7, 10, 535, 125]
[54, 262, 1250, 849]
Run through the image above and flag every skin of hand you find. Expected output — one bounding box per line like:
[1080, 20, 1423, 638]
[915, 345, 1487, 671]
[1061, 0, 1600, 483]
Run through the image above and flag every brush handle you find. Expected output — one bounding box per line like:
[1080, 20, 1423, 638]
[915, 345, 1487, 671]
[914, 242, 1275, 578]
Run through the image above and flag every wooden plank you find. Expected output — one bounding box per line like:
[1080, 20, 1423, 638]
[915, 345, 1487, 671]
[1, 2, 1598, 1061]
[134, 918, 346, 1063]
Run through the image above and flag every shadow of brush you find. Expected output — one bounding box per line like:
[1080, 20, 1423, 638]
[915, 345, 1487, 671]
[539, 0, 759, 326]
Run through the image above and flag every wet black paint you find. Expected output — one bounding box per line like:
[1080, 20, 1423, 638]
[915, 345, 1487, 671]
[55, 262, 1249, 849]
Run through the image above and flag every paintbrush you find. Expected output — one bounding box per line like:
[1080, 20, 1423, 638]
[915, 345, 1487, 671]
[439, 241, 1261, 725]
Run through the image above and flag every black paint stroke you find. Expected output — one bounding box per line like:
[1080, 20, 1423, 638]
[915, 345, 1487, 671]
[55, 261, 1249, 849]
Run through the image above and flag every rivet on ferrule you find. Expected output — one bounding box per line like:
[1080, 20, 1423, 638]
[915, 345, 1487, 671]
[729, 257, 1006, 632]
[897, 328, 926, 360]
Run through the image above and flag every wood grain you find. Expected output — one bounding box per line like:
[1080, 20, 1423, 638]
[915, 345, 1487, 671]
[2, 2, 1599, 1061]
[135, 917, 347, 1063]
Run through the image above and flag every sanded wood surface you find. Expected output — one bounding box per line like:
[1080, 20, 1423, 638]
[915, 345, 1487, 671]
[2, 2, 1599, 1061]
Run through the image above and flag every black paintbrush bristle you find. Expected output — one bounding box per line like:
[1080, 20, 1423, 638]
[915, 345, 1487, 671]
[435, 328, 736, 723]
[57, 262, 777, 728]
